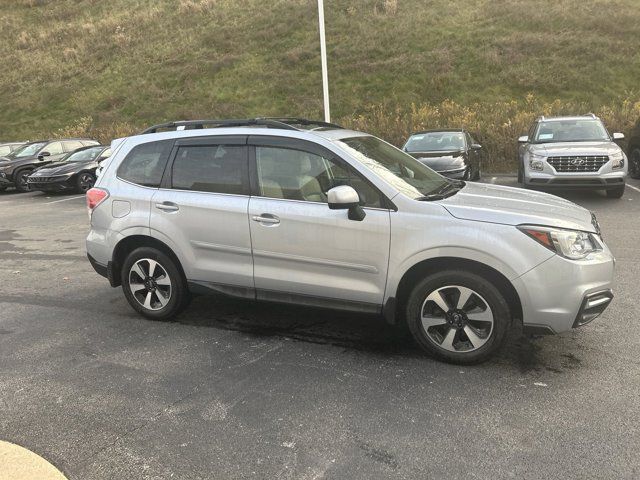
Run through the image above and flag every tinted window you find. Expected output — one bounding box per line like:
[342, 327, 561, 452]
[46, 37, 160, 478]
[256, 146, 382, 207]
[46, 142, 64, 155]
[117, 140, 173, 187]
[64, 140, 84, 152]
[533, 119, 609, 143]
[171, 145, 248, 195]
[65, 147, 104, 162]
[0, 146, 10, 156]
[404, 132, 465, 152]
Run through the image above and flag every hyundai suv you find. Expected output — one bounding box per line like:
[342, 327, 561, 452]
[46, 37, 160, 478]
[517, 115, 627, 198]
[0, 138, 99, 192]
[86, 118, 615, 364]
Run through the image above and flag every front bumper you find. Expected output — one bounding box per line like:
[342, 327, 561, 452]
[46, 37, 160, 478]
[524, 162, 626, 190]
[513, 245, 615, 334]
[27, 175, 74, 192]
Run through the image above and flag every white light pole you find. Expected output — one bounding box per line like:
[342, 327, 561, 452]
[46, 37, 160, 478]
[317, 0, 331, 122]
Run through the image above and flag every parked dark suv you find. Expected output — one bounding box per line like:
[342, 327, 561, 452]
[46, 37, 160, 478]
[625, 118, 640, 178]
[402, 129, 483, 181]
[0, 138, 99, 192]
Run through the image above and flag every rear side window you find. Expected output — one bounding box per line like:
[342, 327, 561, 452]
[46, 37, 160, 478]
[46, 142, 64, 155]
[0, 146, 10, 156]
[171, 145, 248, 195]
[64, 140, 84, 152]
[117, 140, 173, 187]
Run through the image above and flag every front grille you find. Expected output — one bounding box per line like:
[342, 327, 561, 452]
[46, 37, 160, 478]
[547, 155, 608, 173]
[28, 176, 62, 183]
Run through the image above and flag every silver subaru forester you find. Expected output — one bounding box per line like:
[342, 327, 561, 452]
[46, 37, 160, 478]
[86, 118, 615, 364]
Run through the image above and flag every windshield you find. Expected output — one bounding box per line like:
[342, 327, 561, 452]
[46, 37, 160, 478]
[64, 147, 104, 162]
[404, 131, 465, 152]
[336, 135, 452, 199]
[12, 142, 47, 158]
[533, 119, 610, 143]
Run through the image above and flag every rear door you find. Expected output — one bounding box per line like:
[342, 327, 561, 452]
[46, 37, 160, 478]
[150, 135, 254, 294]
[247, 136, 391, 309]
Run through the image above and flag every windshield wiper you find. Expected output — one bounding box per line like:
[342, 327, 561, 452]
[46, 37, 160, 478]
[418, 180, 465, 201]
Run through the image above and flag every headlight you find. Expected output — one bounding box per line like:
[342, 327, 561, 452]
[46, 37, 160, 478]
[610, 151, 624, 169]
[528, 153, 545, 171]
[518, 225, 602, 260]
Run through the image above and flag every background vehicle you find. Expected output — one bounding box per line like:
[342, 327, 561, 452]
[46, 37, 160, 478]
[0, 142, 26, 157]
[625, 118, 640, 178]
[86, 118, 614, 365]
[0, 138, 99, 192]
[402, 129, 482, 180]
[517, 114, 627, 198]
[27, 145, 111, 194]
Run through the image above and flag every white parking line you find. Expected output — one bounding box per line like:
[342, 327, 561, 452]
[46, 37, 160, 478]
[45, 195, 85, 205]
[627, 183, 640, 193]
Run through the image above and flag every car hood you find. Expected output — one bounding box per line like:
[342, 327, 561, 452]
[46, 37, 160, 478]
[408, 151, 466, 169]
[32, 162, 86, 176]
[440, 182, 596, 232]
[531, 141, 621, 156]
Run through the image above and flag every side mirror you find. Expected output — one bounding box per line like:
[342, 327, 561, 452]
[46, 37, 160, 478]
[518, 136, 529, 144]
[613, 132, 625, 140]
[327, 185, 366, 221]
[471, 143, 482, 150]
[38, 151, 51, 160]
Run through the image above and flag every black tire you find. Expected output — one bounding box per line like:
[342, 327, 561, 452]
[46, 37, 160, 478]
[473, 162, 481, 181]
[629, 148, 640, 179]
[14, 169, 32, 192]
[121, 247, 190, 320]
[606, 184, 625, 199]
[517, 161, 523, 183]
[404, 270, 510, 364]
[463, 167, 471, 181]
[76, 172, 96, 193]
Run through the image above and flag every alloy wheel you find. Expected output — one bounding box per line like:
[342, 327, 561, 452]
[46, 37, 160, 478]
[128, 258, 172, 311]
[78, 173, 95, 192]
[420, 285, 494, 352]
[17, 172, 31, 191]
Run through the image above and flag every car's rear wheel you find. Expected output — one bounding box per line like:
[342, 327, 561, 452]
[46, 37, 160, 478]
[405, 270, 510, 364]
[606, 184, 625, 199]
[76, 172, 96, 193]
[14, 169, 32, 192]
[121, 247, 190, 320]
[630, 148, 640, 179]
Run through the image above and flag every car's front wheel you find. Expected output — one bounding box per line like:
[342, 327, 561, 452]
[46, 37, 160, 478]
[76, 172, 96, 193]
[405, 270, 510, 364]
[121, 247, 190, 320]
[14, 169, 32, 192]
[629, 148, 640, 179]
[606, 184, 625, 199]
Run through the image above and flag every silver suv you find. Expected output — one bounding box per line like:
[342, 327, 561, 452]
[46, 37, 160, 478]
[86, 118, 615, 364]
[518, 114, 627, 198]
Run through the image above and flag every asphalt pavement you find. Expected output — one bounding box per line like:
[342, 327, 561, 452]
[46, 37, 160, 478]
[1, 177, 639, 479]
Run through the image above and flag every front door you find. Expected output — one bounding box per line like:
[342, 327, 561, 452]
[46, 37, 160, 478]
[247, 139, 391, 309]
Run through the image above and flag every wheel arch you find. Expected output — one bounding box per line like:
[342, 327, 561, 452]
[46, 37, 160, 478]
[389, 256, 523, 326]
[110, 235, 187, 288]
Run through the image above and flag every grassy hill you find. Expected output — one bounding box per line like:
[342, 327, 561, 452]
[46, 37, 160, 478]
[1, 0, 640, 169]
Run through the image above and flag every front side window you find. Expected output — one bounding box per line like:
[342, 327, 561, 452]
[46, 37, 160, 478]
[45, 142, 64, 155]
[336, 135, 450, 199]
[533, 119, 610, 143]
[171, 145, 248, 195]
[404, 131, 466, 152]
[13, 142, 47, 158]
[255, 146, 382, 207]
[117, 140, 173, 187]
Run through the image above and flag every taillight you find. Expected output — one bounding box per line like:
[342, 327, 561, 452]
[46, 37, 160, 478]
[86, 187, 109, 216]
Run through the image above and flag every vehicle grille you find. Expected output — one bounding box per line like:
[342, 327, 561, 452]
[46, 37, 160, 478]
[547, 156, 608, 173]
[28, 176, 63, 183]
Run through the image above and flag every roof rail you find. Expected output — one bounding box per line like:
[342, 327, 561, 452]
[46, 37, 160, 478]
[140, 117, 343, 135]
[536, 115, 545, 122]
[585, 112, 598, 119]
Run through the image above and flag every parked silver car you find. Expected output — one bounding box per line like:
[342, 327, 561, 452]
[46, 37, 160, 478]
[86, 118, 615, 364]
[517, 114, 627, 198]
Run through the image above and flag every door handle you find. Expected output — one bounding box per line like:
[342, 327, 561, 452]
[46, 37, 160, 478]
[155, 202, 179, 212]
[252, 214, 280, 225]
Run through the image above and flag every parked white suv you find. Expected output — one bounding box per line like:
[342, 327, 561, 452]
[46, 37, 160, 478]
[86, 118, 615, 364]
[518, 114, 627, 198]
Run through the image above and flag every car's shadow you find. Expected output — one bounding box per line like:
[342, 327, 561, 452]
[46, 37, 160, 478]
[174, 293, 546, 369]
